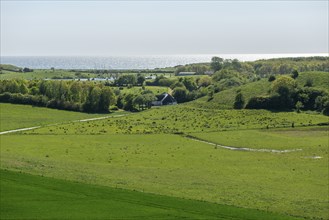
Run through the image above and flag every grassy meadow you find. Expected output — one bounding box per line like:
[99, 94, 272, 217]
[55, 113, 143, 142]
[0, 103, 126, 131]
[0, 169, 300, 220]
[1, 103, 328, 219]
[26, 105, 328, 135]
[0, 69, 99, 80]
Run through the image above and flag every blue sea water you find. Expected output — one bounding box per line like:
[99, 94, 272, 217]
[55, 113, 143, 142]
[1, 54, 327, 70]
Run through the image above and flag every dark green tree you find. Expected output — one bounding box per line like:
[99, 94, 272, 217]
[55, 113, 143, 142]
[234, 92, 245, 109]
[210, 57, 224, 72]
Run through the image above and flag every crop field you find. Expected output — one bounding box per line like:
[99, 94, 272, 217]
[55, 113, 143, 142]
[0, 103, 122, 131]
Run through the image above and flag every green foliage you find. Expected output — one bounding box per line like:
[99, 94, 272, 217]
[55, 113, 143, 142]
[233, 92, 245, 109]
[115, 74, 137, 86]
[251, 57, 329, 77]
[136, 74, 145, 85]
[268, 75, 276, 82]
[210, 56, 224, 72]
[291, 69, 299, 79]
[295, 101, 303, 113]
[304, 78, 313, 87]
[0, 80, 116, 113]
[197, 75, 212, 87]
[172, 87, 188, 103]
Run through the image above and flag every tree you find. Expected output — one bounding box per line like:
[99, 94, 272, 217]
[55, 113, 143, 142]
[99, 87, 116, 112]
[272, 76, 297, 108]
[137, 74, 145, 85]
[268, 75, 276, 82]
[198, 76, 212, 87]
[291, 70, 299, 79]
[19, 83, 29, 94]
[234, 92, 245, 109]
[123, 94, 135, 111]
[133, 95, 145, 110]
[116, 75, 137, 86]
[210, 57, 224, 72]
[84, 87, 101, 112]
[172, 87, 188, 103]
[23, 67, 33, 72]
[295, 101, 303, 113]
[182, 77, 197, 91]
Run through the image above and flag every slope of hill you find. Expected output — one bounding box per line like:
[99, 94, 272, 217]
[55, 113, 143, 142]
[188, 71, 329, 110]
[188, 79, 271, 109]
[296, 71, 329, 91]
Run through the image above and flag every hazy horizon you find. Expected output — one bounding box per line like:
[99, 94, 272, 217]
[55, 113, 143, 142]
[1, 1, 328, 56]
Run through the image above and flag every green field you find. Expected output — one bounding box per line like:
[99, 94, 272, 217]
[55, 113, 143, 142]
[1, 102, 328, 219]
[26, 105, 328, 135]
[0, 103, 123, 131]
[0, 69, 91, 80]
[191, 126, 328, 150]
[118, 86, 170, 96]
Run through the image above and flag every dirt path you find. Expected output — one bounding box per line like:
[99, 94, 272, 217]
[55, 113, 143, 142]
[185, 136, 303, 153]
[0, 115, 126, 135]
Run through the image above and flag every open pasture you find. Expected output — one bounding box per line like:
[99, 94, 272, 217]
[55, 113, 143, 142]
[0, 69, 98, 80]
[27, 105, 329, 135]
[0, 103, 117, 131]
[1, 132, 328, 219]
[191, 126, 328, 151]
[117, 86, 170, 96]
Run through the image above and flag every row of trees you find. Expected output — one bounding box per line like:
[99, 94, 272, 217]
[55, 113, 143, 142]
[0, 80, 116, 113]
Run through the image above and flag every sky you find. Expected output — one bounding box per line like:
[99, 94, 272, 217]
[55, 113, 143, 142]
[1, 0, 328, 56]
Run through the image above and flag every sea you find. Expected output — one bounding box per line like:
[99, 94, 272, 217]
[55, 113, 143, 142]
[1, 54, 327, 70]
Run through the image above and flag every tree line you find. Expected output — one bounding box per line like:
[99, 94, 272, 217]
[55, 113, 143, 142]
[0, 80, 116, 113]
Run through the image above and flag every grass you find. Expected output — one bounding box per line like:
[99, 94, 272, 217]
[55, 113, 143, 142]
[0, 169, 300, 220]
[0, 103, 122, 131]
[1, 103, 328, 219]
[189, 79, 271, 109]
[0, 69, 98, 80]
[116, 86, 170, 96]
[1, 132, 328, 219]
[191, 126, 328, 150]
[26, 105, 328, 135]
[296, 71, 329, 91]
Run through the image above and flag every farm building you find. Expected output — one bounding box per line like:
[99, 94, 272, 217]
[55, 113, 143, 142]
[152, 93, 177, 106]
[204, 70, 214, 75]
[177, 72, 196, 76]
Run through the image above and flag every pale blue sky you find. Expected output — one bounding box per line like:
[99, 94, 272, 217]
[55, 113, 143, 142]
[1, 1, 328, 56]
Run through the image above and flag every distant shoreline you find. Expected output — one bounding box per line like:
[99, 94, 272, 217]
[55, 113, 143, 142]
[1, 53, 328, 70]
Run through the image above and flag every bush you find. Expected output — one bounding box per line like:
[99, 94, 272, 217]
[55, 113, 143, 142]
[268, 75, 276, 82]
